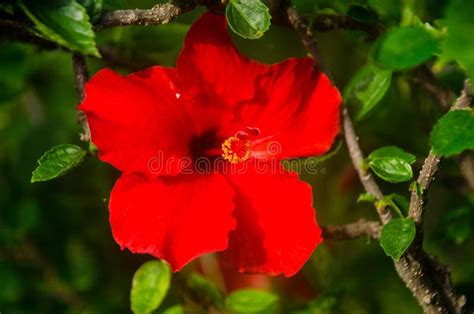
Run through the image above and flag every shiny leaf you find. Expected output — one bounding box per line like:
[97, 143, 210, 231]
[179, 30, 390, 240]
[20, 0, 99, 57]
[374, 26, 438, 70]
[225, 289, 278, 314]
[225, 0, 271, 39]
[431, 109, 474, 157]
[131, 260, 171, 314]
[344, 63, 392, 120]
[31, 144, 86, 182]
[380, 218, 416, 260]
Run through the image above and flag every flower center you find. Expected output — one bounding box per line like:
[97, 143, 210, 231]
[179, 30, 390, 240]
[221, 136, 251, 163]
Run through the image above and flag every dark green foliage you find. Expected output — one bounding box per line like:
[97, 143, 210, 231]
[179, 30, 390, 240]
[380, 218, 416, 260]
[225, 0, 271, 39]
[1, 0, 474, 313]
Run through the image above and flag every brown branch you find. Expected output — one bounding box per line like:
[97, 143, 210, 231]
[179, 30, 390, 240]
[409, 80, 473, 225]
[459, 153, 474, 191]
[310, 13, 384, 39]
[393, 82, 472, 314]
[287, 6, 391, 223]
[410, 66, 455, 109]
[322, 219, 381, 241]
[286, 5, 468, 314]
[96, 2, 195, 30]
[72, 53, 91, 141]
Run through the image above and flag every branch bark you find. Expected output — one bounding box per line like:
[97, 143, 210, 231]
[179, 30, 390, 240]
[409, 80, 473, 225]
[322, 219, 381, 241]
[96, 2, 195, 29]
[410, 66, 455, 109]
[286, 5, 468, 314]
[72, 53, 91, 141]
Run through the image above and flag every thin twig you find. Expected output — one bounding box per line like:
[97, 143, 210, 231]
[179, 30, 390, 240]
[390, 83, 472, 314]
[311, 13, 384, 39]
[96, 2, 195, 30]
[287, 6, 391, 223]
[72, 53, 91, 141]
[322, 219, 381, 241]
[286, 7, 330, 76]
[286, 5, 467, 313]
[409, 80, 473, 225]
[459, 153, 474, 191]
[410, 66, 454, 109]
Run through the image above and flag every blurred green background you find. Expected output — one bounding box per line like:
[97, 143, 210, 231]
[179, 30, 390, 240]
[1, 0, 473, 313]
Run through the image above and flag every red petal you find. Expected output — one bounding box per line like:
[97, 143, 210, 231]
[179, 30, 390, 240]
[177, 12, 268, 134]
[109, 173, 236, 272]
[79, 67, 194, 176]
[225, 164, 322, 277]
[238, 58, 341, 158]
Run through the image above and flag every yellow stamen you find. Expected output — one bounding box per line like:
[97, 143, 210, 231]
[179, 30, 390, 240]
[221, 136, 251, 164]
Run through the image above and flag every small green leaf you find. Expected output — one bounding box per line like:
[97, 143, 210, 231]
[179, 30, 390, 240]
[20, 0, 99, 57]
[377, 193, 410, 217]
[186, 272, 225, 309]
[374, 26, 439, 70]
[225, 0, 271, 39]
[443, 0, 474, 82]
[357, 193, 377, 203]
[31, 144, 86, 182]
[380, 218, 416, 260]
[344, 63, 392, 120]
[430, 109, 474, 157]
[368, 146, 416, 164]
[163, 305, 184, 314]
[225, 289, 278, 314]
[368, 157, 413, 183]
[131, 260, 171, 314]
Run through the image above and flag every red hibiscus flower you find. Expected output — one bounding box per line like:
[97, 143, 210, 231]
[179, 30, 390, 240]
[79, 12, 341, 277]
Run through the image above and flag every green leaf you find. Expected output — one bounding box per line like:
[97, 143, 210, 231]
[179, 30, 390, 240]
[31, 144, 86, 182]
[344, 63, 392, 120]
[225, 289, 278, 314]
[443, 0, 474, 82]
[366, 146, 415, 183]
[374, 26, 439, 70]
[357, 193, 377, 203]
[377, 193, 410, 217]
[430, 109, 474, 157]
[368, 146, 416, 164]
[186, 272, 225, 309]
[225, 0, 271, 39]
[20, 0, 99, 57]
[380, 218, 416, 260]
[131, 260, 171, 314]
[368, 157, 413, 183]
[163, 305, 184, 314]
